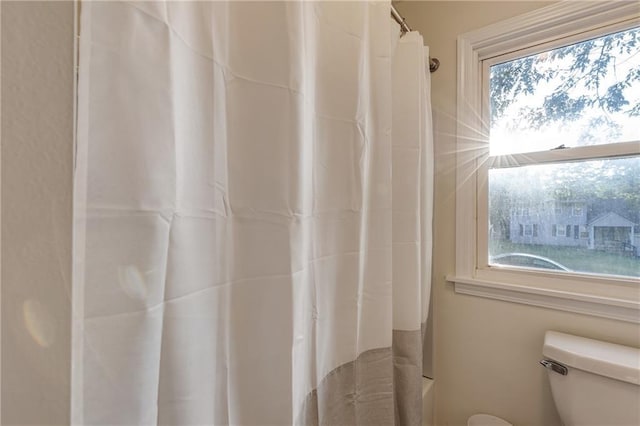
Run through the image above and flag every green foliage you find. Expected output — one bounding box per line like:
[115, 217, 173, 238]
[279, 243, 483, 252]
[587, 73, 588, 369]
[550, 157, 640, 223]
[490, 27, 640, 128]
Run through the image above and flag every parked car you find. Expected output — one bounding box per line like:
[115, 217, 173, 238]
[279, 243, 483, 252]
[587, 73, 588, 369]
[490, 253, 571, 271]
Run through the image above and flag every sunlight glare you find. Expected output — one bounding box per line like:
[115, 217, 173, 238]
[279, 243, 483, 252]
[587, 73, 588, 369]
[23, 299, 55, 348]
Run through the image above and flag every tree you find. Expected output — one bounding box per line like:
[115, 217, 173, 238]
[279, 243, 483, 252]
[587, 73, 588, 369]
[489, 166, 549, 240]
[548, 157, 640, 224]
[490, 27, 640, 129]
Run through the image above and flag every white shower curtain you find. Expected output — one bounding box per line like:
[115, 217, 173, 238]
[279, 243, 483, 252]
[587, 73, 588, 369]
[73, 2, 433, 425]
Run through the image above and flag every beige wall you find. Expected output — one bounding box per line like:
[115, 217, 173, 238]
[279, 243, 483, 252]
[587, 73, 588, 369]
[394, 2, 640, 425]
[1, 2, 638, 425]
[1, 2, 74, 424]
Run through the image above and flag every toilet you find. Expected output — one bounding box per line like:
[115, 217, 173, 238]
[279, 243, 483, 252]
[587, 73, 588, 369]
[541, 330, 640, 425]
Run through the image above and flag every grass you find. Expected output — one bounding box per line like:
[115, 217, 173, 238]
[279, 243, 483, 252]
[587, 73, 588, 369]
[490, 240, 640, 278]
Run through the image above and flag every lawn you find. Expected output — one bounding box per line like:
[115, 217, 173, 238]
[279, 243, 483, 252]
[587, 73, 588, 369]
[489, 240, 640, 278]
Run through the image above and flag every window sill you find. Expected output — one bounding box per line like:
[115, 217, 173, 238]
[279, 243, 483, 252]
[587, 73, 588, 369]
[446, 275, 640, 323]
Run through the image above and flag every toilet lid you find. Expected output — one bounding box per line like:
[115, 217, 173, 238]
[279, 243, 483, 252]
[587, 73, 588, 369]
[543, 331, 640, 385]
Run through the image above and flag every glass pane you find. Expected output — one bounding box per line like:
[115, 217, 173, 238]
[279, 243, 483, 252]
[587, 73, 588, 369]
[488, 156, 640, 278]
[490, 27, 640, 156]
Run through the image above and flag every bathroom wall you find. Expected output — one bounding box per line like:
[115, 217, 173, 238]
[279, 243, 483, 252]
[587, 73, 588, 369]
[394, 2, 640, 425]
[1, 2, 637, 425]
[1, 1, 74, 424]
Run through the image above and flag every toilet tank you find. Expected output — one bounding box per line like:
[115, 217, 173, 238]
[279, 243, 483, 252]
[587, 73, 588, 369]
[542, 331, 640, 426]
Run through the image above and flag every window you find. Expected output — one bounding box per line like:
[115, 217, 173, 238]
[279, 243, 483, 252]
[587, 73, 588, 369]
[452, 2, 640, 323]
[487, 27, 639, 276]
[556, 225, 566, 238]
[524, 224, 532, 237]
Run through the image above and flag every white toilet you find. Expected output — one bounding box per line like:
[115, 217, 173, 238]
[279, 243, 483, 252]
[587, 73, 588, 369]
[541, 330, 640, 425]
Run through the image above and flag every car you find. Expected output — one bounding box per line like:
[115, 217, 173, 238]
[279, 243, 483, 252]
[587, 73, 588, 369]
[490, 253, 571, 271]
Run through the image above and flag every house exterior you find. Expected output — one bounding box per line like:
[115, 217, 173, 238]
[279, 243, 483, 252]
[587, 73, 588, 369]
[588, 212, 636, 253]
[507, 201, 637, 255]
[509, 201, 589, 247]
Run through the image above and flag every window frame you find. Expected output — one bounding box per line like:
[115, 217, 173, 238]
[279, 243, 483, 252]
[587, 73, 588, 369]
[450, 1, 640, 323]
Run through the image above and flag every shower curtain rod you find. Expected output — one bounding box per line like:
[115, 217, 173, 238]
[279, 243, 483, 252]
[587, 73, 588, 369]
[390, 5, 440, 73]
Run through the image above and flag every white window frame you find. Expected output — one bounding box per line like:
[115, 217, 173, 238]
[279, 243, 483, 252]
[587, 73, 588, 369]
[449, 2, 640, 323]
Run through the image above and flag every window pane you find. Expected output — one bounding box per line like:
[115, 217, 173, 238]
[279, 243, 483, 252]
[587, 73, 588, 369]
[490, 27, 640, 156]
[488, 156, 640, 278]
